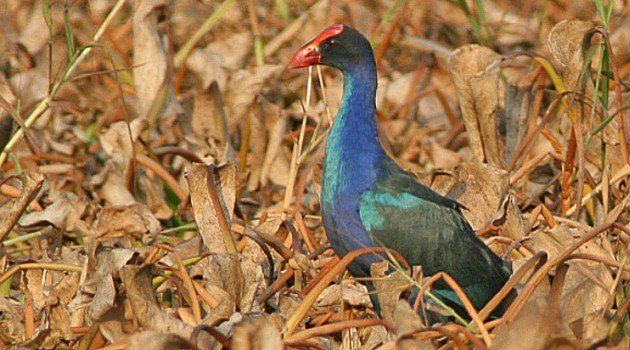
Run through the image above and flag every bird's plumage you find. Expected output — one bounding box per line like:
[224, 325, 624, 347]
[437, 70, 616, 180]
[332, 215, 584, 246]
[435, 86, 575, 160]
[290, 25, 513, 319]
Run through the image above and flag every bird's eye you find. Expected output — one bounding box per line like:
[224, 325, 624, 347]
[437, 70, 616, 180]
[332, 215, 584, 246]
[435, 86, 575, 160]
[326, 38, 337, 47]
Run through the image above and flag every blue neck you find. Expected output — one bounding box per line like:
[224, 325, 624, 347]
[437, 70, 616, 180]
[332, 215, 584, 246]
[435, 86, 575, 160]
[323, 63, 384, 198]
[320, 61, 384, 260]
[336, 65, 378, 137]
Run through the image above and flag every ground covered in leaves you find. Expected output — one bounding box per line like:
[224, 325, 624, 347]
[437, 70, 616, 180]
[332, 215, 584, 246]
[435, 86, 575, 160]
[0, 0, 629, 349]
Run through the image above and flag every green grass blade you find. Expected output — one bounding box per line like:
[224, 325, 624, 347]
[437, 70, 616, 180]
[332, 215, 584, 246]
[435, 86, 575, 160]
[64, 5, 76, 60]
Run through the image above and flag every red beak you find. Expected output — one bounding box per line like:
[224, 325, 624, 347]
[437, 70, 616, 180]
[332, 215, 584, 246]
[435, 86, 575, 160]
[289, 24, 344, 69]
[289, 41, 321, 68]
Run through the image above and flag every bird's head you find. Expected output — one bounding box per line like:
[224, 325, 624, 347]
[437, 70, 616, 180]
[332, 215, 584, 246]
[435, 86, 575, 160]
[289, 24, 374, 72]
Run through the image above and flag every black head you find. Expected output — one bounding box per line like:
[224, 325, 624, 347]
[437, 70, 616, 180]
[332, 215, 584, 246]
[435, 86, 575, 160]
[289, 25, 375, 72]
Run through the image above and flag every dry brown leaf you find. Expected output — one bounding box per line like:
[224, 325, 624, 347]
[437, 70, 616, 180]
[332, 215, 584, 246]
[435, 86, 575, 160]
[187, 31, 252, 89]
[185, 163, 236, 253]
[239, 256, 265, 313]
[371, 261, 411, 325]
[393, 300, 433, 350]
[429, 140, 462, 170]
[8, 69, 49, 112]
[247, 92, 305, 191]
[98, 318, 128, 345]
[527, 224, 615, 334]
[191, 91, 218, 142]
[277, 293, 302, 322]
[97, 162, 136, 206]
[225, 65, 284, 132]
[19, 192, 86, 231]
[137, 173, 173, 220]
[491, 297, 560, 350]
[133, 0, 181, 119]
[74, 248, 136, 325]
[86, 274, 116, 322]
[433, 161, 526, 241]
[201, 284, 236, 326]
[99, 119, 147, 164]
[0, 296, 25, 344]
[124, 331, 193, 350]
[240, 229, 274, 276]
[569, 310, 615, 347]
[561, 262, 613, 326]
[191, 254, 243, 319]
[17, 0, 54, 55]
[252, 215, 284, 235]
[316, 279, 371, 308]
[268, 149, 292, 189]
[161, 236, 204, 266]
[501, 72, 535, 164]
[528, 224, 613, 267]
[91, 248, 138, 283]
[246, 109, 268, 192]
[22, 249, 84, 347]
[448, 45, 503, 167]
[23, 268, 48, 314]
[610, 20, 630, 65]
[548, 19, 600, 142]
[548, 19, 596, 86]
[231, 316, 283, 350]
[120, 265, 195, 340]
[95, 203, 160, 241]
[186, 49, 228, 92]
[260, 106, 289, 188]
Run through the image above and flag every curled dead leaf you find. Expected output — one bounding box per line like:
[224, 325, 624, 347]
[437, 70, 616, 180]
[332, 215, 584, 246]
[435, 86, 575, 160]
[190, 254, 243, 322]
[185, 163, 236, 254]
[133, 0, 181, 120]
[120, 265, 194, 340]
[448, 45, 503, 167]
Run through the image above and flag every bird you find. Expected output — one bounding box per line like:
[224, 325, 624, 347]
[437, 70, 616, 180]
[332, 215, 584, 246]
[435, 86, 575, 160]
[289, 24, 514, 320]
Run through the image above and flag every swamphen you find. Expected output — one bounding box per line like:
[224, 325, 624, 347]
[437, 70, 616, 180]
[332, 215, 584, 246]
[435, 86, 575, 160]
[289, 24, 514, 319]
